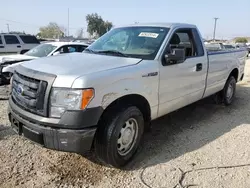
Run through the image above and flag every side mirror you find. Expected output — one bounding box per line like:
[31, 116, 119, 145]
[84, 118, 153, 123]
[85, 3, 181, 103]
[164, 48, 185, 65]
[52, 51, 61, 56]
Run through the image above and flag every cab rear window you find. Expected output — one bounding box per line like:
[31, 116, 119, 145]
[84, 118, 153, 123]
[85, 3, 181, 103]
[19, 35, 40, 44]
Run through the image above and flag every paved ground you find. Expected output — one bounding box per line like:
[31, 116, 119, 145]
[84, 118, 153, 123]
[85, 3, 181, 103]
[0, 59, 250, 188]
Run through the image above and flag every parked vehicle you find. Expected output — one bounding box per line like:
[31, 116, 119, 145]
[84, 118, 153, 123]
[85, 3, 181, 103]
[223, 44, 236, 50]
[247, 45, 250, 57]
[8, 23, 247, 168]
[0, 33, 40, 54]
[0, 42, 89, 85]
[205, 42, 225, 51]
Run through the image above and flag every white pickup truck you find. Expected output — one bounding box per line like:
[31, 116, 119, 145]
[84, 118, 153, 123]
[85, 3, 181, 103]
[8, 23, 247, 168]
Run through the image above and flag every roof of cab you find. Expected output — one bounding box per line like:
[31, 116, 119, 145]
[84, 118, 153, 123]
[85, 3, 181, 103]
[116, 22, 197, 29]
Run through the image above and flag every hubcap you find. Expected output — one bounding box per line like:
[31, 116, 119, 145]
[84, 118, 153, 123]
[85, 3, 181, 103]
[226, 82, 234, 100]
[117, 118, 138, 156]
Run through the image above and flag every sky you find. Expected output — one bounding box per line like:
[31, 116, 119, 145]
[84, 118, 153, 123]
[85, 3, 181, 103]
[0, 0, 249, 39]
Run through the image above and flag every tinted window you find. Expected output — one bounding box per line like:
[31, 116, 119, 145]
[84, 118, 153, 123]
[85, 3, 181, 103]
[169, 30, 197, 57]
[56, 45, 77, 54]
[0, 36, 2, 44]
[19, 35, 40, 44]
[77, 45, 88, 52]
[4, 35, 20, 44]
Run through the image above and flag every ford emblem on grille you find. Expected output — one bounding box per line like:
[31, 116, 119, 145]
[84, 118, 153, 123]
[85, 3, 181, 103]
[16, 84, 24, 96]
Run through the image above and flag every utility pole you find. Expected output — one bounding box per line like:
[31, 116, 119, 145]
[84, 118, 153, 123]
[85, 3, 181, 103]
[213, 17, 219, 42]
[6, 24, 10, 33]
[67, 8, 70, 36]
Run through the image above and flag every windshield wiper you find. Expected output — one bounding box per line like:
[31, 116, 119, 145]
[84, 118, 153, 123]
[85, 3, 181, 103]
[95, 50, 128, 57]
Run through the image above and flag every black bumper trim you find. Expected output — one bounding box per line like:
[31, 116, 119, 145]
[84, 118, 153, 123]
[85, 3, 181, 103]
[9, 106, 97, 154]
[9, 97, 103, 129]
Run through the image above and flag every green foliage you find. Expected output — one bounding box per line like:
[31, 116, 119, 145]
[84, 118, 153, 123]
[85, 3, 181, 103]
[235, 37, 248, 43]
[86, 13, 113, 37]
[38, 22, 65, 39]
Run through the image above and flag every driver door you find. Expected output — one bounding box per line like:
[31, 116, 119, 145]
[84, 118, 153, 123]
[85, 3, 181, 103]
[158, 28, 207, 117]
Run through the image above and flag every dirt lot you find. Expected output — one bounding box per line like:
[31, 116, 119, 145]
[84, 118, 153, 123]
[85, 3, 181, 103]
[1, 59, 250, 188]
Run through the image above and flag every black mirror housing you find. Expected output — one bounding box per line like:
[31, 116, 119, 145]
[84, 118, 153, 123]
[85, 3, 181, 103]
[164, 48, 186, 65]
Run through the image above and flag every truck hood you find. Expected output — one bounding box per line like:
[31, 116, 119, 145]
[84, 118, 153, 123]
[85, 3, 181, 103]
[20, 53, 142, 87]
[0, 54, 36, 64]
[21, 53, 142, 75]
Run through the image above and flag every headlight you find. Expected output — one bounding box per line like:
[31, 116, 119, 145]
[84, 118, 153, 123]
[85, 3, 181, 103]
[49, 88, 94, 118]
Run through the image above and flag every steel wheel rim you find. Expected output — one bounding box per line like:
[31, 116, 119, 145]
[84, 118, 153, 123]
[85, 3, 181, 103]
[226, 81, 234, 100]
[117, 118, 138, 156]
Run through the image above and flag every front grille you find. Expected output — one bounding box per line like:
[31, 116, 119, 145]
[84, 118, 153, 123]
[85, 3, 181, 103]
[12, 71, 48, 116]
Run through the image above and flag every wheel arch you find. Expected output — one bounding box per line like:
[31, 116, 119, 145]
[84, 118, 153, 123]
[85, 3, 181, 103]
[98, 94, 151, 126]
[228, 68, 239, 82]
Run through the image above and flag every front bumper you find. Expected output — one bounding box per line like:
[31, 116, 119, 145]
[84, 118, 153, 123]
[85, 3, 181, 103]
[8, 97, 102, 154]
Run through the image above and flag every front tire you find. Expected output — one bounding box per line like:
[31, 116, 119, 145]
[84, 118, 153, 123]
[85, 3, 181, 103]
[94, 106, 144, 168]
[222, 76, 236, 105]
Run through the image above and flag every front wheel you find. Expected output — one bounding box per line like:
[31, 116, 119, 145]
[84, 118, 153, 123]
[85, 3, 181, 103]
[94, 106, 144, 168]
[222, 76, 236, 105]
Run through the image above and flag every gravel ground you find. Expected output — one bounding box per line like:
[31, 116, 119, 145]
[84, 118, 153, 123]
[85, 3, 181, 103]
[1, 59, 250, 188]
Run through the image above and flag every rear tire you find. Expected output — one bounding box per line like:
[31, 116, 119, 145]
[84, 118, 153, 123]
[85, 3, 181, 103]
[222, 76, 236, 105]
[94, 106, 144, 168]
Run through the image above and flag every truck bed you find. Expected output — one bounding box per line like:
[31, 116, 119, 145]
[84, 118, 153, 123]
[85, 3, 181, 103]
[203, 49, 247, 98]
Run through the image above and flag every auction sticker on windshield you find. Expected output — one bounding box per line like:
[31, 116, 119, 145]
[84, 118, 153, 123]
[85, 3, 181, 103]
[138, 32, 159, 38]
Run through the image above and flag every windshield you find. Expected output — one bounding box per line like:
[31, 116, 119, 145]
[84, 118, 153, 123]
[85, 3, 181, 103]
[86, 26, 169, 59]
[25, 43, 57, 57]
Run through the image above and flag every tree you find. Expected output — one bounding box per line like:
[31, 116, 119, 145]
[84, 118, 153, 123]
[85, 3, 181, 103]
[86, 13, 113, 37]
[38, 22, 65, 39]
[235, 37, 248, 43]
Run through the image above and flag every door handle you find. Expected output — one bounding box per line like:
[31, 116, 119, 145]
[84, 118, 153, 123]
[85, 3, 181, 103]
[196, 63, 202, 71]
[17, 45, 21, 48]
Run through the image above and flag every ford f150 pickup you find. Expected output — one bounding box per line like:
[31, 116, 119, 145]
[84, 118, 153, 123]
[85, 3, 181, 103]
[8, 23, 247, 168]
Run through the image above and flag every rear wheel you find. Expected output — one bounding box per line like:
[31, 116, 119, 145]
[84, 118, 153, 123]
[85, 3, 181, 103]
[94, 106, 144, 168]
[221, 76, 236, 105]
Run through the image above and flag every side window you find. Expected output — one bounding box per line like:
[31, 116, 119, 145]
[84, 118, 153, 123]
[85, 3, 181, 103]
[4, 35, 20, 44]
[0, 36, 2, 44]
[56, 45, 77, 54]
[19, 35, 40, 44]
[68, 46, 77, 53]
[77, 45, 88, 52]
[173, 30, 196, 57]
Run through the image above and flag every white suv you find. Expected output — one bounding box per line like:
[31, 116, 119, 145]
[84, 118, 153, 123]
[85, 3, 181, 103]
[0, 34, 40, 54]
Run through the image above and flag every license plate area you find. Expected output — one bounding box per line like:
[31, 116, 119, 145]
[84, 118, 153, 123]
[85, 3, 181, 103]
[10, 115, 44, 145]
[22, 126, 44, 146]
[10, 116, 22, 135]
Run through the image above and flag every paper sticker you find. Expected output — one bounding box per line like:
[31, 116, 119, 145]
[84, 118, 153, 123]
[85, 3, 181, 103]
[138, 32, 159, 38]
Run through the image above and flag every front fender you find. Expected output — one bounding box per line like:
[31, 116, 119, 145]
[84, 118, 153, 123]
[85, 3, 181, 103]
[87, 78, 159, 120]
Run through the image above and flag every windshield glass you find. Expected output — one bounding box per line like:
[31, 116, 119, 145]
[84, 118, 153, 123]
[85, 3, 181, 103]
[86, 26, 169, 59]
[25, 43, 57, 57]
